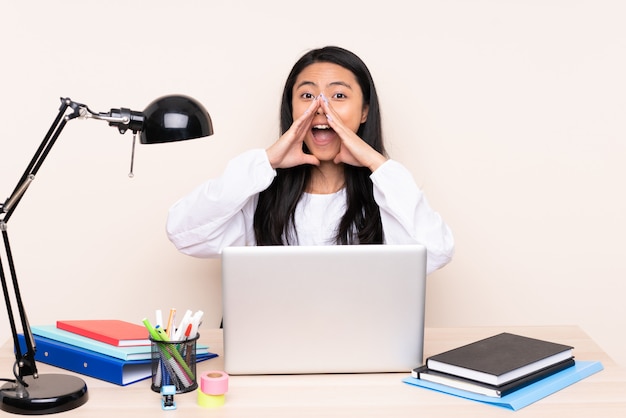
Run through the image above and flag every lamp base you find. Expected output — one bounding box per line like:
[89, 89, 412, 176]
[0, 374, 88, 415]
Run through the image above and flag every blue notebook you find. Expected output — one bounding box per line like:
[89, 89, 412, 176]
[403, 360, 603, 411]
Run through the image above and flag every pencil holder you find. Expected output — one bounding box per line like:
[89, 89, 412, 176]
[150, 334, 199, 393]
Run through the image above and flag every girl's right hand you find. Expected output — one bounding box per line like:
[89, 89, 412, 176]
[266, 99, 321, 169]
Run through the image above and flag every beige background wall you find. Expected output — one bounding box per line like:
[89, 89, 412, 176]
[1, 1, 624, 366]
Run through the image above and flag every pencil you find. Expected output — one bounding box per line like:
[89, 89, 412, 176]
[166, 308, 176, 339]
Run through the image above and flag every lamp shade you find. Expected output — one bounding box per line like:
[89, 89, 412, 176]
[140, 95, 213, 144]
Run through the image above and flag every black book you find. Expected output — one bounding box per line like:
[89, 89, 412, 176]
[425, 332, 574, 386]
[412, 357, 575, 398]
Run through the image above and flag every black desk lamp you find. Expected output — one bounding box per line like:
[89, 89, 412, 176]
[0, 95, 213, 414]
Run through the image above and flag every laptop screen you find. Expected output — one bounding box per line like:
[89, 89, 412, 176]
[221, 244, 427, 375]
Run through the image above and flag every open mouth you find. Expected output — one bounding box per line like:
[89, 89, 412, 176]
[311, 124, 336, 143]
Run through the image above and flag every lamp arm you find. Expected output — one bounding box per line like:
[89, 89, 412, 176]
[86, 107, 144, 134]
[2, 98, 72, 220]
[0, 227, 37, 384]
[0, 98, 81, 384]
[0, 97, 142, 384]
[1, 98, 144, 219]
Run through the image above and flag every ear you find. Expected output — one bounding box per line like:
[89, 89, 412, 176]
[360, 104, 369, 124]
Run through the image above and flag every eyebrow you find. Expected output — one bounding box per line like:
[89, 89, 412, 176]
[295, 80, 353, 90]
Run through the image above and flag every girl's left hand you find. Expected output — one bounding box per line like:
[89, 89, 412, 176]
[319, 96, 387, 172]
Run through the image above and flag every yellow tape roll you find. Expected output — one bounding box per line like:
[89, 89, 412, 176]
[197, 391, 225, 408]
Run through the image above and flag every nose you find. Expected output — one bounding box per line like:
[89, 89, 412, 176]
[315, 94, 324, 114]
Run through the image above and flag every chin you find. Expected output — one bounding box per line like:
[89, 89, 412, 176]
[307, 144, 338, 160]
[311, 151, 340, 163]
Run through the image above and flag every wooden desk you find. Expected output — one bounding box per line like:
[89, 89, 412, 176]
[2, 326, 625, 417]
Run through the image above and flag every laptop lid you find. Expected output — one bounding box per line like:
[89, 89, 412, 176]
[221, 244, 427, 375]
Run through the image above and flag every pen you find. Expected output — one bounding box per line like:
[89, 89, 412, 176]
[173, 310, 193, 341]
[189, 310, 204, 339]
[183, 323, 195, 365]
[155, 309, 163, 328]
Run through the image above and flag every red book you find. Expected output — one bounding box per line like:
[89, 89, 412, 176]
[56, 319, 150, 347]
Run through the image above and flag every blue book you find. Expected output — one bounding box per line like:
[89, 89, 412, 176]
[30, 325, 211, 361]
[18, 334, 218, 386]
[403, 360, 603, 411]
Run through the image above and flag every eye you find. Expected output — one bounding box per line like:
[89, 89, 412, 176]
[332, 92, 347, 100]
[300, 92, 316, 100]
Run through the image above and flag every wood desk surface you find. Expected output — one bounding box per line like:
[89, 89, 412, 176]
[2, 326, 625, 417]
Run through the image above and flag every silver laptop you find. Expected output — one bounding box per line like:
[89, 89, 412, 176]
[221, 244, 427, 375]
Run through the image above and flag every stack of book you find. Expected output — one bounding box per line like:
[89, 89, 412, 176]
[404, 332, 604, 410]
[17, 319, 216, 386]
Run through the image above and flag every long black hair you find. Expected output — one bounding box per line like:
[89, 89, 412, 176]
[253, 46, 385, 245]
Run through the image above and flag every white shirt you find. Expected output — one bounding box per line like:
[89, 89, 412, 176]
[166, 149, 454, 274]
[293, 191, 347, 245]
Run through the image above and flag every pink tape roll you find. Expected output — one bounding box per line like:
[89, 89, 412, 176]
[200, 370, 229, 395]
